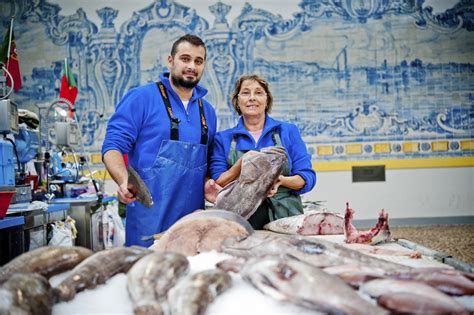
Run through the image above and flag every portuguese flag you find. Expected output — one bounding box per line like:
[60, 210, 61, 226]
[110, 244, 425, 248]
[59, 59, 78, 117]
[0, 21, 22, 91]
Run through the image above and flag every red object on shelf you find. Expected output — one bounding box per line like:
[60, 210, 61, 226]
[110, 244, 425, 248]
[0, 191, 15, 219]
[22, 175, 39, 191]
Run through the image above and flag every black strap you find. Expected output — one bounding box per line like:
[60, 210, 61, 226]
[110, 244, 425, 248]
[157, 82, 179, 141]
[156, 82, 208, 144]
[198, 99, 208, 145]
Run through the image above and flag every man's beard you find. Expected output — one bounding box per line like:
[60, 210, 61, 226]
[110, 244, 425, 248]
[171, 74, 199, 89]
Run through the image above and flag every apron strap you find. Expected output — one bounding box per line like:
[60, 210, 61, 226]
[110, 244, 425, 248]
[156, 82, 208, 144]
[271, 129, 282, 147]
[198, 99, 208, 145]
[157, 82, 180, 141]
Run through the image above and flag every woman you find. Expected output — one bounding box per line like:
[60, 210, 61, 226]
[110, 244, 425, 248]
[210, 74, 316, 229]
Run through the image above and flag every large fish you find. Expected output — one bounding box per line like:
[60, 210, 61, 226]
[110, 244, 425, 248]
[241, 255, 387, 314]
[0, 246, 93, 284]
[221, 232, 410, 272]
[324, 264, 474, 295]
[215, 146, 287, 219]
[127, 252, 190, 315]
[55, 246, 151, 301]
[151, 210, 252, 256]
[360, 279, 469, 314]
[0, 273, 56, 315]
[168, 269, 232, 315]
[263, 211, 344, 235]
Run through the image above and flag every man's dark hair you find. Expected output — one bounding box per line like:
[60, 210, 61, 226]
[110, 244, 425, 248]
[170, 34, 206, 59]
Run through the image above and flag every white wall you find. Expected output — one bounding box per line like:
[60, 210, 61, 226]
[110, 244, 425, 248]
[305, 167, 474, 220]
[104, 167, 474, 220]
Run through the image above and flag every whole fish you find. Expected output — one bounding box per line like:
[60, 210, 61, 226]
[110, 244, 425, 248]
[0, 273, 56, 315]
[0, 246, 93, 284]
[168, 269, 232, 315]
[241, 255, 387, 314]
[221, 232, 410, 272]
[263, 211, 344, 235]
[127, 252, 190, 315]
[386, 268, 474, 296]
[151, 210, 251, 256]
[215, 146, 287, 219]
[323, 263, 387, 288]
[55, 246, 151, 301]
[360, 279, 469, 314]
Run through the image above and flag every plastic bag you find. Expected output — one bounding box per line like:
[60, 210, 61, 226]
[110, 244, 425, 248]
[103, 202, 125, 248]
[94, 202, 125, 249]
[48, 217, 77, 247]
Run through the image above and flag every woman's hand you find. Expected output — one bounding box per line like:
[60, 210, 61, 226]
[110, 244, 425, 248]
[205, 178, 223, 203]
[267, 175, 283, 198]
[267, 174, 306, 197]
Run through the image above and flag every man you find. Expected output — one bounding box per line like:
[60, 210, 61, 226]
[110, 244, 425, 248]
[102, 34, 218, 247]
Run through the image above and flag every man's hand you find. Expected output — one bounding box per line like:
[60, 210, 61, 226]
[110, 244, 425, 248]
[267, 175, 283, 198]
[118, 181, 136, 204]
[205, 178, 223, 204]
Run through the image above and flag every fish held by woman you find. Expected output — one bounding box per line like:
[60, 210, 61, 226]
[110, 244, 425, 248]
[215, 147, 287, 219]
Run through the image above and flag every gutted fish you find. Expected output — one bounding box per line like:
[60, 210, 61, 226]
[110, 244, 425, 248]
[168, 269, 232, 315]
[221, 232, 410, 272]
[55, 246, 151, 301]
[215, 146, 287, 219]
[360, 278, 469, 314]
[263, 211, 344, 235]
[344, 203, 392, 244]
[127, 252, 190, 315]
[241, 255, 386, 314]
[151, 210, 251, 256]
[0, 246, 93, 284]
[0, 273, 56, 315]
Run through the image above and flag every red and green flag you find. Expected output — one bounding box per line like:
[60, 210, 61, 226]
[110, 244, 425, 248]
[0, 22, 22, 92]
[59, 59, 78, 118]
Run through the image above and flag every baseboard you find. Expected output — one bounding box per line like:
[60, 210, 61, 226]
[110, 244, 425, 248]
[352, 216, 474, 228]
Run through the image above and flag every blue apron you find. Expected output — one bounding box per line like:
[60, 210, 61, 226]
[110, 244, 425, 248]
[125, 82, 208, 247]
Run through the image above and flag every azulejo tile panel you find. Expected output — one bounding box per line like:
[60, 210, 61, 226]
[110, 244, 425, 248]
[1, 0, 473, 168]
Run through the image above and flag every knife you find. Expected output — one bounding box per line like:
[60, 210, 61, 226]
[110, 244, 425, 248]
[127, 166, 154, 208]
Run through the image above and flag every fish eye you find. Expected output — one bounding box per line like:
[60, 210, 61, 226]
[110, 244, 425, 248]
[295, 240, 325, 254]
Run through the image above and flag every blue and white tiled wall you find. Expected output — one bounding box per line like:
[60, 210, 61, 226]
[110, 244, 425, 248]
[1, 0, 473, 163]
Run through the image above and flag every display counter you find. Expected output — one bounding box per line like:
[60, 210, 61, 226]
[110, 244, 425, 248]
[49, 196, 117, 251]
[0, 216, 25, 265]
